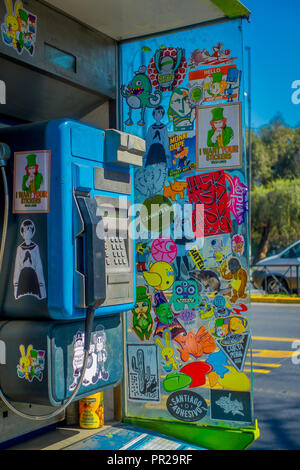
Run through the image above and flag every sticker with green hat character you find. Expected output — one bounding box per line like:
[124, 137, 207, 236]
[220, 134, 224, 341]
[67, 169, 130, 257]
[131, 286, 153, 341]
[196, 102, 242, 171]
[13, 149, 51, 213]
[188, 65, 241, 104]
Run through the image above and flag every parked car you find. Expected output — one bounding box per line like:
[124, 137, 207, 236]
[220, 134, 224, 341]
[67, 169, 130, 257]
[252, 239, 300, 294]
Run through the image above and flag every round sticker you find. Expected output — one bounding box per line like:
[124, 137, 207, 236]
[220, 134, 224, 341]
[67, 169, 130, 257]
[166, 390, 208, 422]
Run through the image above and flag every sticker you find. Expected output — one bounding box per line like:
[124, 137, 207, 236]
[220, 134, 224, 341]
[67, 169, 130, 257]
[175, 325, 216, 362]
[219, 257, 248, 303]
[210, 390, 252, 423]
[163, 372, 192, 392]
[0, 340, 5, 365]
[143, 261, 175, 292]
[154, 330, 178, 372]
[163, 179, 188, 202]
[188, 43, 236, 69]
[69, 326, 109, 391]
[167, 390, 208, 422]
[136, 242, 149, 272]
[179, 308, 196, 323]
[167, 88, 196, 132]
[206, 349, 230, 379]
[168, 133, 196, 178]
[196, 103, 242, 171]
[203, 235, 232, 268]
[190, 268, 221, 293]
[189, 65, 241, 104]
[232, 234, 245, 256]
[188, 81, 204, 107]
[134, 163, 167, 199]
[13, 219, 46, 300]
[212, 294, 232, 318]
[148, 47, 187, 92]
[121, 65, 161, 126]
[180, 361, 212, 388]
[1, 0, 37, 56]
[17, 344, 45, 382]
[131, 286, 153, 341]
[152, 291, 186, 340]
[140, 194, 174, 233]
[169, 280, 200, 311]
[217, 332, 250, 372]
[225, 173, 248, 225]
[13, 150, 51, 213]
[188, 245, 205, 270]
[211, 315, 248, 341]
[198, 295, 215, 320]
[144, 106, 171, 166]
[151, 237, 177, 263]
[217, 366, 251, 391]
[187, 170, 232, 238]
[127, 344, 160, 402]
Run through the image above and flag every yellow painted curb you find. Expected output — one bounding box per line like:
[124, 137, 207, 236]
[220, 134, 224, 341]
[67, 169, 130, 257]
[251, 295, 300, 304]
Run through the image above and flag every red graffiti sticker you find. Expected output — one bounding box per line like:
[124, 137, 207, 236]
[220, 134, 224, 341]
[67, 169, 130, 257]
[186, 170, 232, 237]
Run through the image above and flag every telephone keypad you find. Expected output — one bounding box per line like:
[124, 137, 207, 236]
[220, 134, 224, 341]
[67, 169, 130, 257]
[105, 237, 129, 269]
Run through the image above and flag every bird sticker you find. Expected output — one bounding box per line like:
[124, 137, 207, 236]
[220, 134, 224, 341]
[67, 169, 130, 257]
[142, 261, 175, 291]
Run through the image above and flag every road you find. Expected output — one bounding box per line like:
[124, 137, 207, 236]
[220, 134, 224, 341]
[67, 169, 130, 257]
[249, 302, 300, 450]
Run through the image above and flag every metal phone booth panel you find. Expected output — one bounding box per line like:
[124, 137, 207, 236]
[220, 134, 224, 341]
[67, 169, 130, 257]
[0, 119, 144, 405]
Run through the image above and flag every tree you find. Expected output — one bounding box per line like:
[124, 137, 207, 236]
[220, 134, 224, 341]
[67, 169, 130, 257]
[248, 119, 300, 186]
[251, 178, 300, 264]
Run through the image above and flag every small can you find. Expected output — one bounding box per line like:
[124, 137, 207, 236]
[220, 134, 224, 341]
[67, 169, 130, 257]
[79, 392, 104, 429]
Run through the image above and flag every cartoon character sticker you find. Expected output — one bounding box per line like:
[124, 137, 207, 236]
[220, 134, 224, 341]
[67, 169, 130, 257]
[169, 280, 200, 312]
[144, 106, 171, 166]
[13, 150, 51, 213]
[189, 65, 241, 104]
[152, 291, 186, 340]
[131, 286, 153, 341]
[148, 47, 187, 92]
[17, 344, 45, 382]
[69, 325, 109, 391]
[168, 133, 196, 178]
[219, 257, 248, 303]
[143, 261, 175, 291]
[188, 43, 236, 69]
[155, 330, 178, 372]
[1, 0, 37, 56]
[196, 103, 242, 171]
[167, 88, 196, 132]
[121, 65, 161, 126]
[134, 162, 167, 199]
[13, 219, 46, 300]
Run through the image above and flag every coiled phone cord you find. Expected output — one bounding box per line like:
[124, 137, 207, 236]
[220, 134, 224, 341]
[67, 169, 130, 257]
[0, 145, 96, 420]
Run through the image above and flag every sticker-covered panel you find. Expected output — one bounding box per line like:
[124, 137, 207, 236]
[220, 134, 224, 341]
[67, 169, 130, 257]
[120, 19, 253, 428]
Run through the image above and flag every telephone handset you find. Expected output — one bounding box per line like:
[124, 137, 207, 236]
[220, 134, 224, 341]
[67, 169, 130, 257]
[75, 195, 106, 310]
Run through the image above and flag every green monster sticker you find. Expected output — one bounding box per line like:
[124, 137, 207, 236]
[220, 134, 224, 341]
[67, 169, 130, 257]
[121, 65, 161, 126]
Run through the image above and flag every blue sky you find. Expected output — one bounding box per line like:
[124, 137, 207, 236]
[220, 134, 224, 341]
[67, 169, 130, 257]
[242, 0, 300, 130]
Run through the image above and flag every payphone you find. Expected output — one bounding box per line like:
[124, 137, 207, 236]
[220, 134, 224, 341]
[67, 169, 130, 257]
[0, 119, 144, 416]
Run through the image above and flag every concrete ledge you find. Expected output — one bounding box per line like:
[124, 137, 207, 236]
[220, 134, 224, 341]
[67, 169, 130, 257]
[251, 295, 300, 304]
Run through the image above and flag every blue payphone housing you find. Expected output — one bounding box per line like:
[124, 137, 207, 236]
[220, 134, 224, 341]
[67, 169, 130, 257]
[0, 119, 144, 320]
[0, 119, 144, 406]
